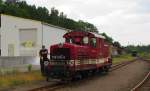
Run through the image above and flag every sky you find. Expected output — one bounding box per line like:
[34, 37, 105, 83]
[25, 0, 150, 46]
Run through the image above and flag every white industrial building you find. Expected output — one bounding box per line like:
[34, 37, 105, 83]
[0, 14, 70, 56]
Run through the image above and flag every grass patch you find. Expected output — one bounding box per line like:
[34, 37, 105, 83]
[140, 52, 150, 60]
[112, 54, 134, 64]
[0, 68, 19, 76]
[0, 71, 44, 89]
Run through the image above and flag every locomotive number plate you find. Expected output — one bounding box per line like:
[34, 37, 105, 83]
[49, 61, 66, 65]
[51, 55, 66, 60]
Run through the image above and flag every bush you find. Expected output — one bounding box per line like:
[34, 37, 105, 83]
[27, 64, 32, 72]
[0, 69, 5, 75]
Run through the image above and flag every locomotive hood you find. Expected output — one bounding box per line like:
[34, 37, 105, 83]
[50, 42, 75, 50]
[50, 43, 75, 60]
[50, 42, 88, 60]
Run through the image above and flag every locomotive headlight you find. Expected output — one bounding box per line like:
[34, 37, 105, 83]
[44, 61, 49, 66]
[68, 60, 74, 66]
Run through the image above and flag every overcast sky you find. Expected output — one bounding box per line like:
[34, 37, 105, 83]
[25, 0, 150, 46]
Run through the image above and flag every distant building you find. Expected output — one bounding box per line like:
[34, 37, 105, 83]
[110, 45, 125, 56]
[110, 45, 118, 56]
[0, 14, 71, 56]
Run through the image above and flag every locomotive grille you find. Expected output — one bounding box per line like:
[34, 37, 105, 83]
[51, 48, 70, 60]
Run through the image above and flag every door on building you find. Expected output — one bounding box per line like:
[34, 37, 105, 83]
[8, 44, 14, 56]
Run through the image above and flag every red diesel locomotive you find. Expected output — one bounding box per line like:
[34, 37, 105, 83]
[44, 31, 112, 81]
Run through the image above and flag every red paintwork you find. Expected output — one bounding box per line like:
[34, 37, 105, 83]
[48, 31, 111, 78]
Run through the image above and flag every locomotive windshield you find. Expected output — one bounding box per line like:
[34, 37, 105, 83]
[65, 37, 97, 47]
[65, 36, 89, 45]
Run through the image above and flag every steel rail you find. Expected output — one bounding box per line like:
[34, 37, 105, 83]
[131, 59, 150, 91]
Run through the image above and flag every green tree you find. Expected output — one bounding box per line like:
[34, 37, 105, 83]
[101, 33, 113, 44]
[113, 41, 122, 54]
[77, 20, 98, 32]
[59, 12, 67, 18]
[113, 41, 121, 48]
[0, 0, 3, 13]
[6, 0, 18, 3]
[50, 7, 59, 17]
[1, 0, 99, 33]
[0, 0, 2, 4]
[37, 7, 49, 21]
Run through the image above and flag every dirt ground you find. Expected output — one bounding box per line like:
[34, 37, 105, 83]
[56, 60, 150, 91]
[138, 77, 150, 91]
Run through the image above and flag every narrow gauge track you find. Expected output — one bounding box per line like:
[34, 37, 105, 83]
[28, 58, 138, 91]
[131, 59, 150, 91]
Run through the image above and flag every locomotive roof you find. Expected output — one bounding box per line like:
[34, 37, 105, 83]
[90, 32, 105, 39]
[63, 31, 105, 39]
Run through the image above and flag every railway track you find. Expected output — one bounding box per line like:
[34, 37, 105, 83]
[131, 59, 150, 91]
[110, 58, 137, 71]
[28, 58, 138, 91]
[28, 82, 64, 91]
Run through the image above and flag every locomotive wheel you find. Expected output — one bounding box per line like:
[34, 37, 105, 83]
[81, 71, 89, 78]
[73, 72, 82, 80]
[77, 74, 82, 80]
[61, 77, 73, 82]
[92, 69, 98, 75]
[103, 65, 110, 73]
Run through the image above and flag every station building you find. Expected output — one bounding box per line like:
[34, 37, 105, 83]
[0, 14, 71, 56]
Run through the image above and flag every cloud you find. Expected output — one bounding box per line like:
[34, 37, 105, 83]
[25, 0, 150, 46]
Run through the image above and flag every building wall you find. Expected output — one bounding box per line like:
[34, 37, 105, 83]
[0, 15, 1, 54]
[0, 14, 69, 56]
[0, 27, 1, 51]
[42, 23, 67, 52]
[1, 14, 42, 56]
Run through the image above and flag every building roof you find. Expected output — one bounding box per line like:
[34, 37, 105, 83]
[42, 22, 72, 32]
[0, 14, 72, 32]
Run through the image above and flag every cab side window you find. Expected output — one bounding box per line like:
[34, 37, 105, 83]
[83, 37, 89, 45]
[90, 38, 97, 48]
[66, 38, 73, 43]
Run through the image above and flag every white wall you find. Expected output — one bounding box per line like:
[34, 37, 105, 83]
[42, 23, 67, 52]
[0, 14, 1, 44]
[0, 14, 70, 56]
[1, 14, 42, 56]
